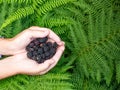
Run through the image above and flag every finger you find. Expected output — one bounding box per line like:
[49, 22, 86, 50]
[48, 39, 65, 47]
[37, 59, 55, 72]
[47, 38, 54, 43]
[29, 29, 49, 38]
[29, 26, 62, 44]
[29, 26, 49, 31]
[48, 30, 61, 43]
[39, 43, 65, 75]
[39, 64, 53, 75]
[13, 49, 26, 55]
[52, 43, 65, 62]
[57, 41, 65, 46]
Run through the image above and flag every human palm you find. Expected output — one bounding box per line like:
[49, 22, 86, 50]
[9, 26, 65, 75]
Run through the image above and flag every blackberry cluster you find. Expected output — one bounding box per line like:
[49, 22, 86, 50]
[26, 37, 58, 63]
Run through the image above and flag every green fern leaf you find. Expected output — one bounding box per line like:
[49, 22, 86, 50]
[0, 0, 32, 4]
[0, 6, 34, 30]
[0, 73, 72, 90]
[35, 0, 76, 16]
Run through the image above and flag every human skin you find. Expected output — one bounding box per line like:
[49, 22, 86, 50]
[0, 26, 65, 79]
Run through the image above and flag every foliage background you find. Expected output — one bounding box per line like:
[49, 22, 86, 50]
[0, 0, 120, 90]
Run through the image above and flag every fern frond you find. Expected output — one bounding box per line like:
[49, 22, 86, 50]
[35, 0, 76, 16]
[67, 0, 120, 86]
[72, 67, 109, 90]
[0, 2, 7, 26]
[0, 73, 72, 90]
[0, 0, 32, 4]
[0, 6, 34, 30]
[43, 18, 72, 27]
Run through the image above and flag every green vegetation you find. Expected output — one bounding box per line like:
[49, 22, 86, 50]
[0, 0, 120, 90]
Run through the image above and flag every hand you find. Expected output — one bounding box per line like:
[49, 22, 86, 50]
[0, 26, 65, 79]
[8, 26, 62, 55]
[1, 41, 65, 75]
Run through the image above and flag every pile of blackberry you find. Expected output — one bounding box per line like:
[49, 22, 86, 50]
[26, 37, 58, 63]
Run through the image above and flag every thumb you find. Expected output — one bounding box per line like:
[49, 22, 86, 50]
[29, 29, 49, 38]
[37, 60, 55, 72]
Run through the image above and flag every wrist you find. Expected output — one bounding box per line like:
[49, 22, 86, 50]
[0, 38, 16, 55]
[0, 57, 18, 79]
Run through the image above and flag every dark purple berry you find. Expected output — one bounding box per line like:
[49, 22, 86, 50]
[53, 42, 58, 48]
[36, 55, 41, 61]
[45, 52, 50, 57]
[33, 51, 38, 56]
[43, 46, 49, 52]
[26, 36, 58, 64]
[27, 47, 34, 52]
[37, 59, 44, 63]
[50, 48, 56, 55]
[27, 52, 33, 59]
[38, 48, 43, 54]
[34, 40, 40, 45]
[46, 42, 52, 47]
[42, 43, 47, 47]
[33, 46, 39, 51]
[31, 56, 36, 60]
[37, 37, 48, 43]
[29, 43, 35, 47]
[49, 54, 54, 58]
[26, 46, 30, 51]
[41, 54, 45, 59]
[45, 56, 50, 60]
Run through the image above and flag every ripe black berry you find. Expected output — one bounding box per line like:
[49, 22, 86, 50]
[26, 36, 58, 63]
[36, 55, 41, 61]
[29, 43, 35, 47]
[38, 48, 43, 54]
[34, 40, 40, 45]
[46, 42, 52, 47]
[41, 54, 45, 59]
[43, 46, 49, 52]
[45, 52, 50, 57]
[53, 42, 58, 48]
[37, 37, 48, 43]
[33, 51, 38, 56]
[27, 52, 33, 59]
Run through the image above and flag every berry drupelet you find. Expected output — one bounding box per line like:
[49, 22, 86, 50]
[26, 37, 58, 63]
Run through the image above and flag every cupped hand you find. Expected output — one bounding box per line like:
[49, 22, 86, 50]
[10, 26, 62, 55]
[9, 41, 65, 75]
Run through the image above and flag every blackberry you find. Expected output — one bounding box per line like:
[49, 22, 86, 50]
[34, 40, 40, 45]
[31, 56, 36, 60]
[37, 37, 48, 43]
[43, 46, 49, 52]
[26, 46, 30, 51]
[45, 52, 50, 57]
[29, 43, 34, 47]
[27, 52, 33, 59]
[33, 51, 38, 56]
[37, 59, 44, 63]
[41, 54, 45, 59]
[27, 47, 34, 52]
[45, 56, 51, 60]
[38, 48, 43, 54]
[42, 43, 47, 47]
[50, 48, 56, 55]
[46, 42, 52, 47]
[53, 42, 58, 48]
[36, 55, 41, 61]
[26, 36, 58, 63]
